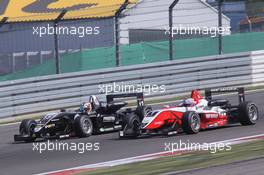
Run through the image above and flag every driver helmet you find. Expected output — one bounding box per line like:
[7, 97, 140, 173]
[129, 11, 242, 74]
[83, 102, 92, 112]
[182, 98, 196, 107]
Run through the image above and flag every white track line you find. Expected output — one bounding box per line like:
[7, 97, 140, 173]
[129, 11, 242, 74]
[35, 133, 264, 175]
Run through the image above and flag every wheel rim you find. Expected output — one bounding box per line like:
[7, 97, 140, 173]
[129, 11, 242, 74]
[191, 114, 200, 131]
[249, 105, 258, 121]
[82, 119, 92, 134]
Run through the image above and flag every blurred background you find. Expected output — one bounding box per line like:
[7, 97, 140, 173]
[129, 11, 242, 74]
[0, 0, 263, 81]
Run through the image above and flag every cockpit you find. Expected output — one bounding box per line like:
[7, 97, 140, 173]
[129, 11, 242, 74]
[178, 98, 196, 107]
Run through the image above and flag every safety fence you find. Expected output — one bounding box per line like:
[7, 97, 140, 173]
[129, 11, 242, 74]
[1, 31, 264, 82]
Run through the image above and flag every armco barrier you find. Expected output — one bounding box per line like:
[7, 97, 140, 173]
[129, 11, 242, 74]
[0, 50, 264, 118]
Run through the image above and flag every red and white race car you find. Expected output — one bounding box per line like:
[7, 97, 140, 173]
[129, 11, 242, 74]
[119, 87, 259, 138]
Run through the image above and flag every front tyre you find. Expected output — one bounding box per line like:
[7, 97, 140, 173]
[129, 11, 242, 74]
[238, 102, 258, 125]
[182, 111, 200, 134]
[19, 119, 37, 142]
[74, 116, 93, 138]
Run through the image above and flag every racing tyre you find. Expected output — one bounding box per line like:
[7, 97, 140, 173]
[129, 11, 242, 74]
[19, 119, 37, 142]
[238, 102, 258, 125]
[120, 113, 141, 138]
[74, 115, 93, 138]
[182, 111, 200, 134]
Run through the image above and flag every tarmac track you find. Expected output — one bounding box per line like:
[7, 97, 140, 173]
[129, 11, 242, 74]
[0, 90, 263, 175]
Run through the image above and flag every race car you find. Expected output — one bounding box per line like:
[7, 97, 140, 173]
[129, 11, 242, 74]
[14, 93, 148, 142]
[119, 87, 259, 138]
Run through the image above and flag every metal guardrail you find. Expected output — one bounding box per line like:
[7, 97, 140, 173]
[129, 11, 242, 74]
[0, 49, 81, 75]
[0, 50, 264, 118]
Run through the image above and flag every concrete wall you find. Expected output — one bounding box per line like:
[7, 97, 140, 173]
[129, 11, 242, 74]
[0, 50, 263, 118]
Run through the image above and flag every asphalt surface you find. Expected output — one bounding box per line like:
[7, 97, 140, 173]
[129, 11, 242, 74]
[175, 157, 264, 175]
[0, 90, 263, 175]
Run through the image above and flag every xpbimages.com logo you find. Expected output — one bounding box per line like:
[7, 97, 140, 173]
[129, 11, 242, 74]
[165, 24, 231, 38]
[164, 140, 232, 154]
[32, 140, 100, 154]
[98, 82, 166, 95]
[32, 24, 100, 38]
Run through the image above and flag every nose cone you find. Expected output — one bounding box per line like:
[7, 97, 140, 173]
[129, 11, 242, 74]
[144, 112, 165, 130]
[141, 117, 153, 129]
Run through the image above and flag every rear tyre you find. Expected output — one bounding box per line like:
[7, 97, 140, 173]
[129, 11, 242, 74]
[19, 119, 37, 142]
[182, 111, 200, 134]
[238, 102, 258, 125]
[74, 115, 93, 138]
[120, 113, 140, 138]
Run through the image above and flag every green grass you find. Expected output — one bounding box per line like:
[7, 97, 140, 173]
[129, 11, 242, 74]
[76, 140, 264, 175]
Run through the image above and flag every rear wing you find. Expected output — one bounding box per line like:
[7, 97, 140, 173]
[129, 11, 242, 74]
[106, 92, 144, 107]
[205, 87, 245, 103]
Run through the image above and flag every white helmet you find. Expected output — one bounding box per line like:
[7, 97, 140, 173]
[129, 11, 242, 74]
[182, 98, 196, 107]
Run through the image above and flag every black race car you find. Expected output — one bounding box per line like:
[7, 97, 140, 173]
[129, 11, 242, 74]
[14, 93, 148, 142]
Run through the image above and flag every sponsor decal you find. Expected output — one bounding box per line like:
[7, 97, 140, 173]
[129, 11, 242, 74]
[205, 113, 218, 119]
